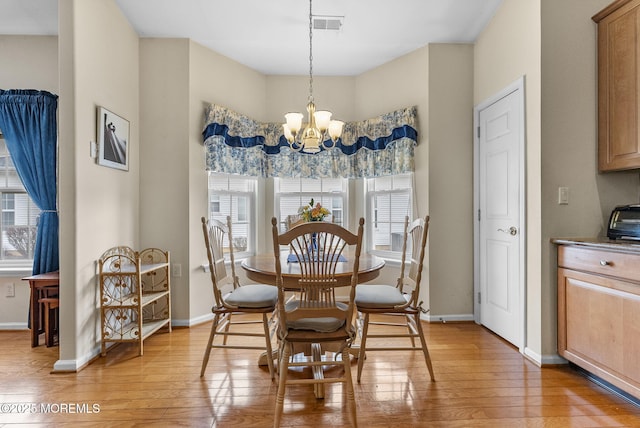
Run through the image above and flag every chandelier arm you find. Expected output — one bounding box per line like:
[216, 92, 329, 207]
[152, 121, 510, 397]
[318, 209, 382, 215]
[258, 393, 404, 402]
[321, 136, 337, 151]
[289, 140, 305, 152]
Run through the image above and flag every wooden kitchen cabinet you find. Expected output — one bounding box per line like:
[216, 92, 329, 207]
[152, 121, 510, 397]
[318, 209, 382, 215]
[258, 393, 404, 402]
[593, 0, 640, 171]
[557, 243, 640, 399]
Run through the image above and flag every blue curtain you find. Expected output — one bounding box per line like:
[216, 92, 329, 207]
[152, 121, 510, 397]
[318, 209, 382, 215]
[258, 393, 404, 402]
[0, 90, 59, 275]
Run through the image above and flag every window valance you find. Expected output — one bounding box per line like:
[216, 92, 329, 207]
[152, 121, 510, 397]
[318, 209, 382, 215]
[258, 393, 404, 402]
[202, 104, 418, 179]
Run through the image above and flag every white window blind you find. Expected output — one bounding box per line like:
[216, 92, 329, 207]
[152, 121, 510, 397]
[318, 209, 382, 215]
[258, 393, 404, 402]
[207, 173, 256, 256]
[0, 137, 40, 263]
[275, 177, 347, 232]
[366, 173, 413, 259]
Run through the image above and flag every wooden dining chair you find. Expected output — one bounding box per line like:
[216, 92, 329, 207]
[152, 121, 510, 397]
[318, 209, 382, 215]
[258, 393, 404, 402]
[270, 216, 364, 428]
[200, 216, 278, 379]
[354, 215, 435, 383]
[38, 292, 59, 347]
[285, 214, 304, 231]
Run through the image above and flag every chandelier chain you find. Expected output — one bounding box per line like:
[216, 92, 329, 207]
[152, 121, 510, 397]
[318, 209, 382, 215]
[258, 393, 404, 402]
[308, 0, 313, 104]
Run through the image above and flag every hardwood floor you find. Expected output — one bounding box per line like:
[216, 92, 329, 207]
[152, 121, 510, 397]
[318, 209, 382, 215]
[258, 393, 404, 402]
[1, 315, 640, 427]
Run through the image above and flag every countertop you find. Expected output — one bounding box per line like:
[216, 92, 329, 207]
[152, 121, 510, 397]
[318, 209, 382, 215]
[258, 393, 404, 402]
[551, 236, 640, 254]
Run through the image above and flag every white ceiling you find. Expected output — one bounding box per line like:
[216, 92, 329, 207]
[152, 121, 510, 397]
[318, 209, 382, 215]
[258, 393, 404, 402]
[0, 0, 503, 76]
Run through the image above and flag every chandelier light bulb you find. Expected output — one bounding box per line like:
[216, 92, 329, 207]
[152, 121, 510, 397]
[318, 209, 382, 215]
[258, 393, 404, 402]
[284, 113, 303, 135]
[328, 120, 344, 142]
[282, 124, 294, 143]
[314, 110, 332, 132]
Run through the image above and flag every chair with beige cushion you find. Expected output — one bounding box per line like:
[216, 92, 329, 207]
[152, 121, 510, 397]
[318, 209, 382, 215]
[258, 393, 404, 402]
[270, 217, 364, 428]
[200, 216, 278, 379]
[285, 214, 304, 230]
[354, 215, 435, 383]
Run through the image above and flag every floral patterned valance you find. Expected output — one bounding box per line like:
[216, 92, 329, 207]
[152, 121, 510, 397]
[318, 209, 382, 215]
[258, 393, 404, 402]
[202, 104, 418, 179]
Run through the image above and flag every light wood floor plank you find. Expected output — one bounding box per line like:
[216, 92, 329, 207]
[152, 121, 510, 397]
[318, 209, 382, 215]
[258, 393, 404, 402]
[1, 317, 639, 427]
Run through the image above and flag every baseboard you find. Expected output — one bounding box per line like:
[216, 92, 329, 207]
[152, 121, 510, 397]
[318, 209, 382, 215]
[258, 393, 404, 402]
[523, 347, 567, 367]
[53, 344, 102, 373]
[424, 313, 475, 323]
[172, 313, 213, 328]
[0, 322, 28, 330]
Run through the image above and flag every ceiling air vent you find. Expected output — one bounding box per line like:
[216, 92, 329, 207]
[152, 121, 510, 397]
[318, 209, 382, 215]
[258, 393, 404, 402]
[313, 15, 344, 31]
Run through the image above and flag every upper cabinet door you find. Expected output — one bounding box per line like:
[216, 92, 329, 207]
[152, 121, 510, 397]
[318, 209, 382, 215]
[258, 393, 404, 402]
[594, 0, 640, 171]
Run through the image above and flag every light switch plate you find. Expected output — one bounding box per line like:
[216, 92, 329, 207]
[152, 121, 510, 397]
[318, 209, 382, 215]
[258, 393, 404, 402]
[558, 187, 569, 205]
[5, 283, 15, 297]
[90, 141, 97, 158]
[172, 263, 182, 277]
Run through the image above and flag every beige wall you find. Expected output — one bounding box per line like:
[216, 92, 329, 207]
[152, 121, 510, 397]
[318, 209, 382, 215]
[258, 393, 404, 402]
[0, 36, 58, 92]
[0, 35, 58, 327]
[540, 0, 640, 357]
[139, 38, 191, 323]
[354, 45, 475, 320]
[139, 38, 270, 325]
[57, 0, 140, 369]
[187, 41, 269, 323]
[354, 47, 430, 303]
[427, 44, 475, 318]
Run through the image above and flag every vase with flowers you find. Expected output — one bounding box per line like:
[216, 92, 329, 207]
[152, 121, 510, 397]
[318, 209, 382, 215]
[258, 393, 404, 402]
[298, 198, 330, 222]
[298, 199, 329, 256]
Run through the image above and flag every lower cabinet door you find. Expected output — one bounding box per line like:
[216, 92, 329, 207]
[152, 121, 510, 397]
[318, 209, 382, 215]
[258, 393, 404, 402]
[558, 267, 640, 398]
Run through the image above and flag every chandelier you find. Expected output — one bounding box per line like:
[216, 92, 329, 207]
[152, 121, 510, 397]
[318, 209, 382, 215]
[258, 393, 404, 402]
[282, 0, 344, 154]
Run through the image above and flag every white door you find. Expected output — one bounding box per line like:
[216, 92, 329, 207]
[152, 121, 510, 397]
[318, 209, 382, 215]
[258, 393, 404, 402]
[474, 78, 525, 349]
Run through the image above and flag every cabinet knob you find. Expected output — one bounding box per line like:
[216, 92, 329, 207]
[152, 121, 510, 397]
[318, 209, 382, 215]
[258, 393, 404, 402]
[599, 260, 610, 266]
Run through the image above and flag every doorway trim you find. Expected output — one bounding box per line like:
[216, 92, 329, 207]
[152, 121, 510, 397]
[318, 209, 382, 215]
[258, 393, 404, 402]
[473, 76, 527, 353]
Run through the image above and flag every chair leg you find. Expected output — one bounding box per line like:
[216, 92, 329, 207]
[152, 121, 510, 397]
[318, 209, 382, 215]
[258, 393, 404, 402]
[356, 312, 370, 383]
[273, 342, 290, 428]
[342, 347, 358, 427]
[262, 313, 275, 380]
[414, 312, 435, 381]
[44, 303, 55, 347]
[38, 298, 59, 347]
[406, 314, 416, 348]
[222, 313, 232, 345]
[200, 314, 221, 377]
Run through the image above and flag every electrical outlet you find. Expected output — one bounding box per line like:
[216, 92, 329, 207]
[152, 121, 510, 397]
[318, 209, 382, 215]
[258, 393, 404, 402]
[5, 283, 15, 297]
[172, 263, 182, 278]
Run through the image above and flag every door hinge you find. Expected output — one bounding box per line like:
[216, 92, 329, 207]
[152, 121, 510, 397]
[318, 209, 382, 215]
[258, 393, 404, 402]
[477, 209, 481, 221]
[477, 291, 481, 304]
[477, 126, 480, 139]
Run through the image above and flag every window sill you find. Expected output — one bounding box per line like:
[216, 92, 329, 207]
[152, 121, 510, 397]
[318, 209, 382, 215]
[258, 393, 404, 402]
[0, 265, 34, 277]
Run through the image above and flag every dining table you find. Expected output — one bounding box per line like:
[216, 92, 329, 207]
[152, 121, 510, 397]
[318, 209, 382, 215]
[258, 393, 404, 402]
[241, 250, 385, 398]
[241, 250, 385, 288]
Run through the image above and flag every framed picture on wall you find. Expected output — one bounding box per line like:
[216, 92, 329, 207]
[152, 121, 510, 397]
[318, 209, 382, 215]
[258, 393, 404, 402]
[97, 106, 129, 171]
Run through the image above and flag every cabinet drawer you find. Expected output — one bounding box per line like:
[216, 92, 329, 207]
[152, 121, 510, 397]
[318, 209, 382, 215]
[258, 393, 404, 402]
[558, 245, 640, 283]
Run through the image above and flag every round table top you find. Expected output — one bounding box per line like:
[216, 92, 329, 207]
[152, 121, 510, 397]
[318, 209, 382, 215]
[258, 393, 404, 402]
[241, 251, 385, 287]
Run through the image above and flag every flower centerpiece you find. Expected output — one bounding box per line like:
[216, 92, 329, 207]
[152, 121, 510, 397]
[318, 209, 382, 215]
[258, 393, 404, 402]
[299, 198, 330, 222]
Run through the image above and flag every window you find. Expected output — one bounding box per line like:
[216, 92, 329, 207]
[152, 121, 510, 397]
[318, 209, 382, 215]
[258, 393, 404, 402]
[0, 137, 40, 263]
[366, 173, 413, 260]
[207, 173, 256, 257]
[275, 177, 348, 232]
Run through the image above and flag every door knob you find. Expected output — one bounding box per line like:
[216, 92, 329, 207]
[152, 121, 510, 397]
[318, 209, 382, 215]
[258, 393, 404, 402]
[497, 226, 518, 236]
